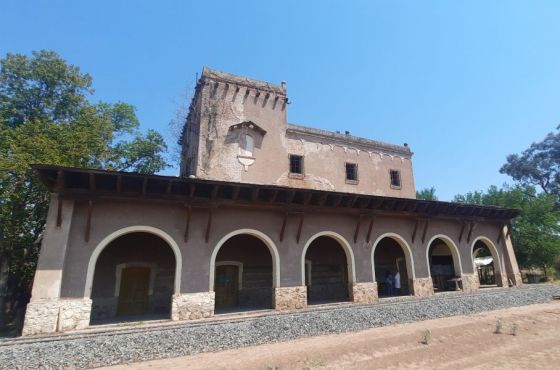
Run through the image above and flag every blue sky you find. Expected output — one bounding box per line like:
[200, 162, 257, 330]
[2, 1, 560, 200]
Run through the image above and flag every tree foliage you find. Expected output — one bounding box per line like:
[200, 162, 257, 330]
[500, 126, 560, 199]
[454, 185, 560, 270]
[0, 50, 168, 315]
[416, 187, 437, 201]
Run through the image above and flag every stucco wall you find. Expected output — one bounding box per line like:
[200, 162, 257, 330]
[56, 198, 513, 300]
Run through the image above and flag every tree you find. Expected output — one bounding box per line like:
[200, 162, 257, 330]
[500, 126, 560, 199]
[454, 185, 560, 272]
[416, 187, 437, 201]
[0, 50, 168, 328]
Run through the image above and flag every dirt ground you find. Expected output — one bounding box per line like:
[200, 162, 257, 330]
[106, 301, 560, 369]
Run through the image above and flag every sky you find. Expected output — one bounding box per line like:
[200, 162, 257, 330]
[2, 1, 560, 200]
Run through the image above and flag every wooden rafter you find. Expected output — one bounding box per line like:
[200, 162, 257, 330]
[56, 197, 63, 227]
[141, 177, 148, 196]
[189, 183, 196, 197]
[205, 208, 213, 243]
[85, 200, 93, 242]
[268, 189, 278, 203]
[353, 215, 362, 243]
[184, 205, 191, 242]
[411, 219, 420, 243]
[296, 212, 305, 243]
[116, 175, 122, 193]
[466, 222, 476, 243]
[366, 215, 375, 243]
[279, 212, 288, 242]
[210, 185, 220, 200]
[458, 221, 466, 242]
[421, 219, 430, 243]
[89, 173, 96, 191]
[286, 191, 296, 204]
[232, 186, 240, 201]
[251, 187, 260, 202]
[497, 223, 505, 243]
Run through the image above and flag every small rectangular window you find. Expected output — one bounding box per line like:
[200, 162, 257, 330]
[390, 170, 401, 188]
[289, 155, 303, 174]
[345, 163, 358, 182]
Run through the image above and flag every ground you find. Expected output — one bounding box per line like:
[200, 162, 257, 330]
[106, 301, 560, 370]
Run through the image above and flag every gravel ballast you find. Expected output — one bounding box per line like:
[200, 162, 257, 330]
[1, 284, 559, 369]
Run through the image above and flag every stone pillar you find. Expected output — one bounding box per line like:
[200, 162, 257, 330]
[460, 273, 479, 293]
[171, 292, 215, 320]
[274, 286, 307, 310]
[411, 277, 434, 297]
[58, 298, 92, 332]
[502, 226, 523, 286]
[351, 282, 378, 304]
[23, 195, 75, 336]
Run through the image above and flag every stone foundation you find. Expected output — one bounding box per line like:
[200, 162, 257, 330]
[411, 278, 434, 297]
[22, 299, 60, 336]
[171, 292, 215, 321]
[22, 298, 92, 336]
[274, 286, 307, 310]
[351, 282, 378, 303]
[507, 272, 523, 286]
[460, 274, 479, 293]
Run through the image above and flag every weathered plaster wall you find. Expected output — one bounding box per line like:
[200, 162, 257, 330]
[56, 198, 515, 301]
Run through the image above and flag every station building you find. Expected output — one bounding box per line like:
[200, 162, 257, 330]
[22, 68, 522, 335]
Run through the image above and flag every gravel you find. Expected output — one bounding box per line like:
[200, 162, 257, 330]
[1, 284, 559, 369]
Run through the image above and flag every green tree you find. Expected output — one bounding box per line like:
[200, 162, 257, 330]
[500, 126, 560, 200]
[454, 185, 560, 272]
[416, 187, 438, 201]
[0, 50, 168, 327]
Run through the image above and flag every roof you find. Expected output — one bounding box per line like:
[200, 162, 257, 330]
[33, 165, 521, 221]
[287, 124, 412, 157]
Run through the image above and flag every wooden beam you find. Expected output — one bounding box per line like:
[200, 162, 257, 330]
[166, 180, 173, 194]
[421, 219, 429, 243]
[268, 189, 278, 203]
[359, 198, 371, 209]
[205, 208, 213, 243]
[55, 169, 64, 192]
[296, 213, 305, 243]
[89, 173, 96, 191]
[211, 185, 220, 200]
[303, 192, 312, 206]
[354, 215, 362, 243]
[56, 197, 63, 227]
[458, 221, 466, 242]
[411, 219, 419, 243]
[346, 196, 358, 208]
[141, 177, 148, 196]
[184, 205, 191, 242]
[116, 175, 122, 193]
[232, 186, 240, 201]
[466, 222, 476, 243]
[286, 191, 296, 204]
[332, 195, 343, 207]
[85, 200, 93, 242]
[366, 216, 375, 243]
[506, 222, 512, 239]
[497, 223, 505, 244]
[251, 187, 260, 202]
[279, 212, 288, 242]
[189, 183, 196, 197]
[318, 193, 328, 207]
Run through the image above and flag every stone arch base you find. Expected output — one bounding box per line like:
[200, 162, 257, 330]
[460, 273, 480, 293]
[171, 292, 215, 321]
[23, 298, 92, 336]
[411, 278, 434, 297]
[351, 282, 378, 303]
[274, 286, 308, 310]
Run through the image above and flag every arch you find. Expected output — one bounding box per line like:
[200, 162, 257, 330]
[85, 226, 182, 298]
[371, 232, 415, 281]
[426, 234, 463, 277]
[210, 229, 280, 291]
[471, 236, 503, 274]
[301, 231, 356, 286]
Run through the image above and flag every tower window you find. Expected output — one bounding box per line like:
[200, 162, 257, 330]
[345, 163, 358, 183]
[390, 170, 401, 188]
[239, 134, 254, 157]
[289, 155, 304, 175]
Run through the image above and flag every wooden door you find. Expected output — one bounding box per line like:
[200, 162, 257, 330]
[215, 265, 239, 308]
[117, 266, 150, 316]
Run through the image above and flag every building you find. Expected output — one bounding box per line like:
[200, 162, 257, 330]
[22, 68, 522, 336]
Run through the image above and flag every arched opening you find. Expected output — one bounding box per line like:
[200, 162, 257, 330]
[427, 237, 462, 292]
[473, 238, 503, 287]
[373, 236, 413, 297]
[90, 232, 176, 324]
[213, 234, 273, 313]
[303, 236, 351, 304]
